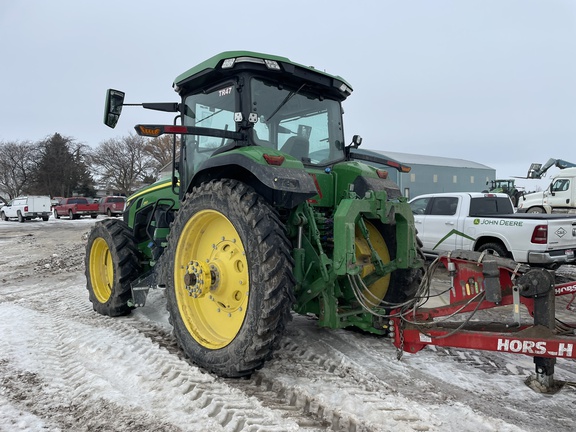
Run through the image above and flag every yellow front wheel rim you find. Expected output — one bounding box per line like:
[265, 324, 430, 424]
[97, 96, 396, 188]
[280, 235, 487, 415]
[89, 237, 114, 303]
[174, 209, 249, 349]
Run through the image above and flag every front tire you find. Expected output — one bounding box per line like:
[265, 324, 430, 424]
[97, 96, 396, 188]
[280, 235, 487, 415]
[161, 179, 294, 377]
[17, 211, 24, 223]
[85, 219, 140, 316]
[0, 212, 7, 221]
[527, 207, 545, 214]
[477, 242, 508, 258]
[53, 209, 60, 219]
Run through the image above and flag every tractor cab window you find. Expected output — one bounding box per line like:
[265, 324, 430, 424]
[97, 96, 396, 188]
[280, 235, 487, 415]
[182, 83, 237, 172]
[251, 78, 345, 166]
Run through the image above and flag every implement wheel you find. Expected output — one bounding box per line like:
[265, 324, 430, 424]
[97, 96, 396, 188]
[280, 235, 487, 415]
[162, 179, 294, 377]
[85, 219, 140, 316]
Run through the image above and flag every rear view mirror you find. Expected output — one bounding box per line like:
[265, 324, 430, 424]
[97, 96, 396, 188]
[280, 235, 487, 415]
[104, 89, 125, 128]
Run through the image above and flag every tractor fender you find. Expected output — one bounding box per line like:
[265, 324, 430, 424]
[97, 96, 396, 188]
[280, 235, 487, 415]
[190, 153, 318, 209]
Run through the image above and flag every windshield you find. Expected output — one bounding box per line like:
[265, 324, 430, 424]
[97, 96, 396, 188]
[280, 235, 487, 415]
[250, 78, 345, 166]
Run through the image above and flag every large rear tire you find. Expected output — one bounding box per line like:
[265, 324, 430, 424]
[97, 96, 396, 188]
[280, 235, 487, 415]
[161, 179, 294, 377]
[85, 219, 140, 316]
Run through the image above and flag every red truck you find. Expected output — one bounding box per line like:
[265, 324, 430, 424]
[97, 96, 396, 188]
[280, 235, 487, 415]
[52, 197, 99, 220]
[98, 196, 126, 217]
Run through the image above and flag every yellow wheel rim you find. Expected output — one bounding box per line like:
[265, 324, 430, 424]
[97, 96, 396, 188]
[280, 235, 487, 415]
[174, 209, 249, 349]
[355, 220, 391, 303]
[89, 237, 114, 303]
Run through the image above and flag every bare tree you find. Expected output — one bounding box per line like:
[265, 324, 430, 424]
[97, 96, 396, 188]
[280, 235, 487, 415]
[90, 134, 156, 196]
[0, 140, 37, 199]
[143, 134, 179, 175]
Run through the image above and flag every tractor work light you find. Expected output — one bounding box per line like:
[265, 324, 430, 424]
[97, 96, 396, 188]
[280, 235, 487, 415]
[264, 59, 280, 70]
[221, 58, 236, 69]
[338, 83, 352, 95]
[221, 56, 281, 70]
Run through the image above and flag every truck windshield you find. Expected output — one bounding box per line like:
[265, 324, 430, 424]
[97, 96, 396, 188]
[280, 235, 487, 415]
[250, 78, 345, 166]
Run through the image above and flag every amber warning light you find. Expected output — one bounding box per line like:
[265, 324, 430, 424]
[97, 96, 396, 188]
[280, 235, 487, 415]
[135, 124, 188, 137]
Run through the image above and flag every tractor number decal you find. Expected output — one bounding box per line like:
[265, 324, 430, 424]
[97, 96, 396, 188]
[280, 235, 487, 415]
[218, 86, 233, 97]
[433, 229, 475, 250]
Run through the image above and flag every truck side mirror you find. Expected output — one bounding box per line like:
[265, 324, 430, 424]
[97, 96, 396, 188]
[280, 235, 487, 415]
[104, 89, 125, 128]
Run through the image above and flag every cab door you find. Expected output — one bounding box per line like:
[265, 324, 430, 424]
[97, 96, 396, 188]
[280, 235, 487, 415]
[410, 196, 459, 256]
[423, 196, 459, 255]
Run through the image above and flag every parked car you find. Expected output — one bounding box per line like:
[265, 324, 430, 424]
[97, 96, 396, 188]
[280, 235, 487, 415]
[98, 196, 126, 217]
[52, 197, 99, 220]
[0, 196, 52, 222]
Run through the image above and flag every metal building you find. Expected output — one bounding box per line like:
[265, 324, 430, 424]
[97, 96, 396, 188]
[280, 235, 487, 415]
[354, 148, 496, 200]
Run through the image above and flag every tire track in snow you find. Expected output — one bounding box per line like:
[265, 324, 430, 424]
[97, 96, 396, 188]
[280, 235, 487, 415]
[285, 317, 576, 432]
[0, 303, 300, 432]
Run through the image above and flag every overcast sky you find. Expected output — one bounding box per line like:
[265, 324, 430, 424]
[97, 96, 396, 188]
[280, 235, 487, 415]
[1, 0, 574, 190]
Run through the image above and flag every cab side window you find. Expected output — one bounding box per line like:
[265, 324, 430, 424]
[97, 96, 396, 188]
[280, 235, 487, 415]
[552, 179, 569, 192]
[410, 197, 430, 215]
[430, 197, 458, 216]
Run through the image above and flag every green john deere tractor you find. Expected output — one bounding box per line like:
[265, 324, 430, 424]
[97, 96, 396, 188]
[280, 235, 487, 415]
[86, 51, 424, 377]
[483, 179, 523, 206]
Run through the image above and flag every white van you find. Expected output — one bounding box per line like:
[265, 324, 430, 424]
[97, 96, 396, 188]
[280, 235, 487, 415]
[0, 196, 52, 222]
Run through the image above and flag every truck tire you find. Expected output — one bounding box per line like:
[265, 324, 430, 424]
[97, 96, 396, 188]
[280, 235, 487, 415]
[527, 207, 545, 214]
[42, 215, 49, 221]
[85, 219, 140, 316]
[107, 208, 112, 217]
[477, 242, 508, 258]
[53, 209, 60, 219]
[161, 179, 294, 378]
[17, 211, 24, 223]
[69, 210, 75, 220]
[91, 214, 98, 219]
[0, 212, 6, 221]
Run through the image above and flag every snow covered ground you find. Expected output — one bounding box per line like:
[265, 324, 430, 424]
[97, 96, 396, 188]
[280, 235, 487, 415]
[0, 217, 575, 432]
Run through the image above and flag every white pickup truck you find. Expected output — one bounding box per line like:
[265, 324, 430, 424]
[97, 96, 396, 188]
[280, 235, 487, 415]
[409, 192, 576, 268]
[0, 195, 52, 222]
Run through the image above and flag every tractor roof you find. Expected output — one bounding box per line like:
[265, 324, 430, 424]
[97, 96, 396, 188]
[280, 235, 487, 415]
[173, 50, 353, 101]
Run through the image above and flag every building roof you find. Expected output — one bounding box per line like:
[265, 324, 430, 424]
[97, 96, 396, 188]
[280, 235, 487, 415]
[359, 149, 493, 170]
